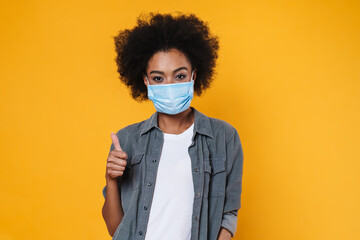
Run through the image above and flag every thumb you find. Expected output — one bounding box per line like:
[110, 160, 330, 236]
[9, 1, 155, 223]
[111, 132, 122, 151]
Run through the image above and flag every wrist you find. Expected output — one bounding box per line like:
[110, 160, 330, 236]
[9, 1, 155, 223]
[106, 176, 123, 185]
[105, 176, 118, 185]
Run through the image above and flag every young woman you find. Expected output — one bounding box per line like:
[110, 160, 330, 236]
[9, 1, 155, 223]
[102, 13, 244, 240]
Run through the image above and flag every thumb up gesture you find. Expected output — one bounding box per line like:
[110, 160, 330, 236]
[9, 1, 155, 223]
[105, 132, 128, 181]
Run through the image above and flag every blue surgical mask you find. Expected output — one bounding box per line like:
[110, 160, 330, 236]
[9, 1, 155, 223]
[146, 71, 194, 115]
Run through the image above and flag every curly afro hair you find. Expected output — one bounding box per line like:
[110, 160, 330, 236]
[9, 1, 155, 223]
[113, 12, 220, 101]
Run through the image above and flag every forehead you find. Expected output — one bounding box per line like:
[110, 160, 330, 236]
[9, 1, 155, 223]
[147, 48, 191, 71]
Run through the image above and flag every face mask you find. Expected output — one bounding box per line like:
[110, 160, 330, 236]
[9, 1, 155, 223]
[146, 71, 194, 115]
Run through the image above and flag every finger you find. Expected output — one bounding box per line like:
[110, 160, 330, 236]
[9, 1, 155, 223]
[108, 170, 124, 178]
[107, 156, 127, 167]
[110, 150, 128, 160]
[107, 162, 126, 171]
[111, 132, 122, 151]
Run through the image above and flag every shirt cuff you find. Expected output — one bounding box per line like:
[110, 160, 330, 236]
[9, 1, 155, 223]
[221, 210, 239, 237]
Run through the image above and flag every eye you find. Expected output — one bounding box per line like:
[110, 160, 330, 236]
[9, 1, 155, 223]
[176, 74, 186, 80]
[152, 76, 163, 82]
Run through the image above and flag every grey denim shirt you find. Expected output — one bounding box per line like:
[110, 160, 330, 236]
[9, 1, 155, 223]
[102, 107, 244, 240]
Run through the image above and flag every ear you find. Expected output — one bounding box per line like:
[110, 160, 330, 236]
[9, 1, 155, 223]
[192, 68, 197, 82]
[143, 73, 148, 86]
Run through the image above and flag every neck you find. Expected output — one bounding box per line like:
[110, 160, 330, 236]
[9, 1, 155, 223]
[158, 108, 194, 134]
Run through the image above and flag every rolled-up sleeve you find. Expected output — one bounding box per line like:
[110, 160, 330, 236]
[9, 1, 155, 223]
[222, 128, 244, 236]
[221, 209, 238, 237]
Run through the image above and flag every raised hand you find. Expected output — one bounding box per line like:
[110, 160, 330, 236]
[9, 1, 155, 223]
[105, 132, 128, 181]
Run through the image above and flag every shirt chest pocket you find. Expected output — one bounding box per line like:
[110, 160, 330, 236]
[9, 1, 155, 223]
[121, 153, 144, 191]
[204, 157, 226, 197]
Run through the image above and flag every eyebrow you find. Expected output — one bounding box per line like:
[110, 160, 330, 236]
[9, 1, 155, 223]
[149, 67, 188, 75]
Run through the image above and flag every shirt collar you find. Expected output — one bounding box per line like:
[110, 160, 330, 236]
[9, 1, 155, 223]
[140, 107, 214, 139]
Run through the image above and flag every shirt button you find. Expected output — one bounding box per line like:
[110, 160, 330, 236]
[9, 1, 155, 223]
[144, 206, 148, 210]
[195, 216, 198, 221]
[196, 192, 201, 198]
[194, 168, 199, 172]
[148, 182, 152, 186]
[139, 231, 143, 235]
[152, 159, 157, 163]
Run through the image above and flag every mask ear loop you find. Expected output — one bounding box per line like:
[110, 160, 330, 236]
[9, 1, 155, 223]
[145, 75, 150, 85]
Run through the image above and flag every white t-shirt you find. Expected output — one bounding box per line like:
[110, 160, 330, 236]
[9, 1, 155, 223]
[144, 123, 195, 240]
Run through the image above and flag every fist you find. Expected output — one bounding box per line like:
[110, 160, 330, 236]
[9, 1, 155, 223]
[105, 132, 128, 180]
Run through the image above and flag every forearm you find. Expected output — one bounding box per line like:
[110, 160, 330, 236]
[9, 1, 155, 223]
[102, 178, 124, 236]
[217, 227, 232, 240]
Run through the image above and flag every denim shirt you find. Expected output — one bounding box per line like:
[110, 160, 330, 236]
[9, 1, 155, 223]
[102, 107, 244, 240]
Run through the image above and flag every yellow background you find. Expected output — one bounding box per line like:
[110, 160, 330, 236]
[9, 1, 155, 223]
[1, 0, 359, 239]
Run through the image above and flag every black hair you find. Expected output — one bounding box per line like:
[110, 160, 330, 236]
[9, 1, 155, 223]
[113, 12, 219, 101]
